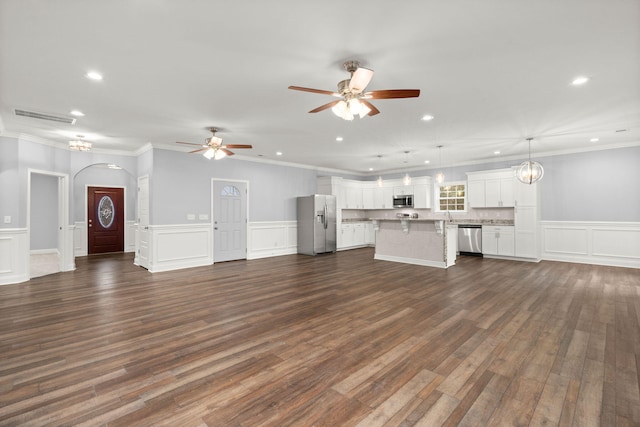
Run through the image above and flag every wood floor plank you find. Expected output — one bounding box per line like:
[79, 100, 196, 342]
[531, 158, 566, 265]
[0, 249, 638, 425]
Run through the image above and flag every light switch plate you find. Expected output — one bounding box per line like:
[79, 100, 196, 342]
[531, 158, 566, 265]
[187, 214, 196, 220]
[3, 216, 10, 224]
[199, 214, 209, 220]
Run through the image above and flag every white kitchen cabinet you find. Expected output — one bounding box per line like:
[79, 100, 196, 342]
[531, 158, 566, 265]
[482, 225, 515, 256]
[343, 182, 362, 209]
[365, 222, 375, 245]
[362, 184, 375, 209]
[353, 222, 366, 245]
[412, 177, 432, 209]
[467, 169, 515, 208]
[340, 223, 354, 248]
[514, 180, 539, 259]
[374, 185, 394, 209]
[340, 222, 369, 248]
[393, 184, 414, 197]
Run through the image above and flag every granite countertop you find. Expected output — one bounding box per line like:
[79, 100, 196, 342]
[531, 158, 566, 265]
[364, 218, 514, 225]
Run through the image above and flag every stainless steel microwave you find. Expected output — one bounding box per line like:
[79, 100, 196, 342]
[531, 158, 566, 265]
[393, 195, 413, 208]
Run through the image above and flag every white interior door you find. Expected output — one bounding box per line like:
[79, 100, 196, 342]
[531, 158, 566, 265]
[213, 180, 247, 262]
[136, 175, 150, 269]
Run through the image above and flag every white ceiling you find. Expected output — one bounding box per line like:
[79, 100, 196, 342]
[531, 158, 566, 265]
[1, 0, 639, 174]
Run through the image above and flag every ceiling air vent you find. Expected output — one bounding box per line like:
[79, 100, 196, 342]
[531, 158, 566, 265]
[14, 108, 76, 125]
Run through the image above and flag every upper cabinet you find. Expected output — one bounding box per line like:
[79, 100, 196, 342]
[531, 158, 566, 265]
[467, 169, 515, 208]
[317, 176, 431, 210]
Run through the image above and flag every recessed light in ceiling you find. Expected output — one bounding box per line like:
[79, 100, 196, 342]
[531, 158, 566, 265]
[421, 114, 434, 121]
[276, 151, 283, 156]
[590, 138, 599, 142]
[424, 160, 430, 164]
[571, 76, 589, 85]
[336, 136, 343, 142]
[70, 110, 85, 117]
[368, 167, 373, 171]
[86, 71, 103, 81]
[494, 151, 501, 155]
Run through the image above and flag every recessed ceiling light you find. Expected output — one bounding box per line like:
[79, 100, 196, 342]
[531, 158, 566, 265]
[571, 76, 589, 85]
[368, 167, 373, 171]
[421, 114, 434, 121]
[494, 151, 501, 155]
[86, 71, 103, 81]
[276, 151, 283, 156]
[590, 138, 599, 142]
[335, 136, 343, 142]
[424, 160, 430, 164]
[70, 110, 85, 117]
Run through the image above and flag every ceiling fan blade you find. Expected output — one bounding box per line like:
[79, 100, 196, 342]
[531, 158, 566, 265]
[360, 99, 380, 116]
[223, 144, 253, 149]
[220, 148, 234, 156]
[176, 141, 205, 147]
[349, 67, 374, 94]
[365, 89, 421, 99]
[288, 86, 339, 96]
[189, 148, 208, 154]
[309, 100, 341, 113]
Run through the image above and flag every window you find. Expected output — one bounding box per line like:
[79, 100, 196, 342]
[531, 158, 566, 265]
[436, 181, 466, 212]
[221, 185, 241, 197]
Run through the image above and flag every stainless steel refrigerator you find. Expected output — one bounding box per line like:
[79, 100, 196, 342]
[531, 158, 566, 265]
[297, 195, 337, 255]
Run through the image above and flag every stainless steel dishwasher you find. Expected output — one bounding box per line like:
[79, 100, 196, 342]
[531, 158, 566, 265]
[458, 224, 483, 256]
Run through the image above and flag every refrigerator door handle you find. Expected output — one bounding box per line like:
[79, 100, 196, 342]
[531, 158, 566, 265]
[323, 204, 328, 229]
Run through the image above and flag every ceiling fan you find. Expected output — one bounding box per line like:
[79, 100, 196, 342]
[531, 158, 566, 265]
[288, 60, 420, 120]
[176, 128, 252, 160]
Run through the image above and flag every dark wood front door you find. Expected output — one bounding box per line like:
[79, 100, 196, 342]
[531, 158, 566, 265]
[88, 187, 124, 254]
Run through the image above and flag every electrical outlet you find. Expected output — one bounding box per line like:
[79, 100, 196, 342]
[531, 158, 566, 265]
[187, 214, 195, 220]
[199, 214, 209, 220]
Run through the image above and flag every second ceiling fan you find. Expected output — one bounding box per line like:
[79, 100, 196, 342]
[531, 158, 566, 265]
[288, 60, 420, 120]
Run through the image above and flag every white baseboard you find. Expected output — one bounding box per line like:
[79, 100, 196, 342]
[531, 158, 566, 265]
[30, 248, 60, 255]
[541, 221, 640, 268]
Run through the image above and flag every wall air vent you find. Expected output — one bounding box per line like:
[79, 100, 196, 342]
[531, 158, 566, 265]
[14, 108, 76, 125]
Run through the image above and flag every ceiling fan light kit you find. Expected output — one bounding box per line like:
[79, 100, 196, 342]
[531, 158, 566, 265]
[176, 127, 252, 160]
[516, 138, 544, 184]
[289, 60, 420, 121]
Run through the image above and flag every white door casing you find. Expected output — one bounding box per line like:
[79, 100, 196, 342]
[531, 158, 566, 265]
[136, 175, 150, 269]
[212, 180, 248, 262]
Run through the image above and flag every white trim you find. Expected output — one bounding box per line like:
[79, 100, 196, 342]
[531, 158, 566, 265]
[247, 221, 298, 260]
[541, 221, 640, 268]
[374, 253, 447, 269]
[30, 248, 60, 255]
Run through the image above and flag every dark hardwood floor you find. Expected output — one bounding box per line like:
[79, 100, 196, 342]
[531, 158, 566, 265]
[1, 249, 639, 426]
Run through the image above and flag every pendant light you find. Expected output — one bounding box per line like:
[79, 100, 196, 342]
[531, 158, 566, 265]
[516, 137, 544, 184]
[435, 145, 445, 184]
[402, 151, 411, 185]
[376, 155, 383, 187]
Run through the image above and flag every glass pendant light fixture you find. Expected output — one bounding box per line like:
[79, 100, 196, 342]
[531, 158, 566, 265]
[402, 151, 411, 185]
[376, 155, 384, 187]
[516, 137, 544, 184]
[435, 145, 445, 184]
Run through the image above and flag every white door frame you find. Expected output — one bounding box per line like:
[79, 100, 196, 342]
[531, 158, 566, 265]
[211, 178, 250, 263]
[27, 168, 71, 274]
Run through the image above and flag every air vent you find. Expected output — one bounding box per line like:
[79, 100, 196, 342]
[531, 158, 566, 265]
[14, 108, 76, 125]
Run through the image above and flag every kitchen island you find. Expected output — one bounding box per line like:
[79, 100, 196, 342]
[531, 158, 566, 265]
[372, 218, 458, 268]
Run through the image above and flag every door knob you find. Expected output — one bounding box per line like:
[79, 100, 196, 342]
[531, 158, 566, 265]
[214, 227, 218, 230]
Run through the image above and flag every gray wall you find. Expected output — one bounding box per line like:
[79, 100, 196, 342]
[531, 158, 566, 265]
[30, 173, 58, 250]
[0, 137, 20, 228]
[539, 146, 640, 221]
[73, 166, 136, 222]
[151, 149, 318, 224]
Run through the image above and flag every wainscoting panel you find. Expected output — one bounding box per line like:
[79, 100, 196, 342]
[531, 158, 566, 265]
[0, 229, 29, 285]
[248, 221, 297, 260]
[541, 221, 640, 268]
[148, 224, 213, 273]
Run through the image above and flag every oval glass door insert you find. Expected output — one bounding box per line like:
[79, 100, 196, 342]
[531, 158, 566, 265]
[98, 196, 115, 228]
